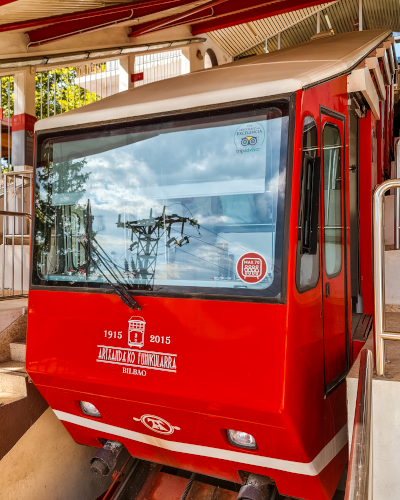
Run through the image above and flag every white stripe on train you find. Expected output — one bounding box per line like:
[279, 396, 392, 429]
[54, 410, 347, 477]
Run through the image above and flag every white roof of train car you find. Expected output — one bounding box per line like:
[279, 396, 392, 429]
[35, 29, 391, 132]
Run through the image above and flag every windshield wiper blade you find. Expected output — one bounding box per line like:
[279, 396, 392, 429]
[78, 234, 141, 311]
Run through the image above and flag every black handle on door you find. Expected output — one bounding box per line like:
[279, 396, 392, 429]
[326, 282, 330, 298]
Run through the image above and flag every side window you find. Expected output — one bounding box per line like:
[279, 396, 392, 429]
[323, 124, 342, 278]
[295, 117, 320, 292]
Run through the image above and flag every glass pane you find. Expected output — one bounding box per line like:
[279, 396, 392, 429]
[296, 117, 319, 292]
[302, 116, 318, 151]
[33, 104, 289, 296]
[323, 124, 342, 278]
[323, 124, 341, 147]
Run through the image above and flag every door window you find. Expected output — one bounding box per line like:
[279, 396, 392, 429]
[323, 124, 342, 278]
[296, 116, 319, 292]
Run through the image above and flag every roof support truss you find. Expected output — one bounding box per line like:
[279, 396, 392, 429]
[0, 0, 197, 34]
[26, 0, 199, 46]
[192, 0, 329, 35]
[128, 0, 287, 37]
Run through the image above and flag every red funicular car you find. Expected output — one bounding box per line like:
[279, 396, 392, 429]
[27, 29, 395, 500]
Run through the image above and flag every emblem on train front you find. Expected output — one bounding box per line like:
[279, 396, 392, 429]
[133, 414, 180, 435]
[128, 316, 146, 348]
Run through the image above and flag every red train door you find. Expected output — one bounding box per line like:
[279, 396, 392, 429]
[320, 108, 348, 395]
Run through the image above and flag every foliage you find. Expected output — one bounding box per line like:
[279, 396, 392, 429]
[35, 67, 101, 119]
[1, 76, 14, 117]
[1, 65, 102, 121]
[1, 66, 101, 167]
[33, 157, 92, 277]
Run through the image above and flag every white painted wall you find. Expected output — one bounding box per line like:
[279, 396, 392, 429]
[0, 245, 30, 293]
[182, 35, 234, 73]
[385, 194, 395, 246]
[385, 249, 400, 305]
[347, 342, 400, 499]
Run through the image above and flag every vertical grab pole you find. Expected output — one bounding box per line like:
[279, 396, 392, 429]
[359, 0, 363, 31]
[374, 181, 387, 377]
[373, 179, 400, 376]
[344, 349, 373, 500]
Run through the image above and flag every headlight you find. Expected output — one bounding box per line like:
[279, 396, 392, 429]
[80, 401, 102, 418]
[227, 430, 257, 449]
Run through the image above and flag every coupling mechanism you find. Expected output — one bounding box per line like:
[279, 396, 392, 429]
[237, 474, 275, 500]
[90, 440, 124, 476]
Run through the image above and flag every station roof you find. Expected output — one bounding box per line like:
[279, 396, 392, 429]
[35, 28, 390, 132]
[215, 0, 400, 59]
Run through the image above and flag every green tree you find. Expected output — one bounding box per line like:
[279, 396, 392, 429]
[1, 76, 14, 118]
[1, 67, 101, 169]
[36, 66, 101, 120]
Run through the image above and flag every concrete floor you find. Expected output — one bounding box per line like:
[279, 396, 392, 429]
[385, 312, 400, 332]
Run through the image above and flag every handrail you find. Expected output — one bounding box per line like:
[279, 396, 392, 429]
[373, 178, 400, 377]
[0, 211, 31, 220]
[345, 349, 374, 500]
[1, 171, 33, 299]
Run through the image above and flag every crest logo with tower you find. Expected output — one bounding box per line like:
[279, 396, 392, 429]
[128, 317, 146, 348]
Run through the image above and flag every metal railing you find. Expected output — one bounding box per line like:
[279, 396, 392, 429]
[345, 349, 373, 500]
[395, 141, 400, 249]
[133, 50, 189, 87]
[36, 60, 120, 120]
[373, 178, 400, 376]
[0, 170, 32, 299]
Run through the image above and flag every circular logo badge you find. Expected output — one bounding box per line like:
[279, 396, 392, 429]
[139, 414, 179, 435]
[236, 253, 268, 284]
[234, 122, 265, 152]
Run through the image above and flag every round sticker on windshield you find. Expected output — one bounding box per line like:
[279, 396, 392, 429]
[234, 122, 265, 153]
[237, 253, 267, 284]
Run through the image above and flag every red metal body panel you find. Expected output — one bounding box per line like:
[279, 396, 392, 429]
[359, 111, 375, 316]
[377, 101, 384, 184]
[320, 113, 347, 385]
[384, 87, 390, 178]
[27, 79, 357, 500]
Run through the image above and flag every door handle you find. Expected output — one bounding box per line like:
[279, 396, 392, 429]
[326, 282, 330, 298]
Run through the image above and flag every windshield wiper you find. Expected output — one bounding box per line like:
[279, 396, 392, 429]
[78, 234, 141, 311]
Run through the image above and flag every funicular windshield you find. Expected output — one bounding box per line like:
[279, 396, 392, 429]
[32, 101, 289, 298]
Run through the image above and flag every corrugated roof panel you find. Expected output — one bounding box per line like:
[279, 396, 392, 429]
[209, 0, 400, 60]
[207, 2, 337, 57]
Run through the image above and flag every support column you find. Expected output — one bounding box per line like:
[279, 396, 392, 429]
[11, 68, 36, 170]
[182, 45, 204, 73]
[317, 11, 321, 33]
[118, 56, 129, 93]
[277, 32, 281, 50]
[359, 0, 363, 31]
